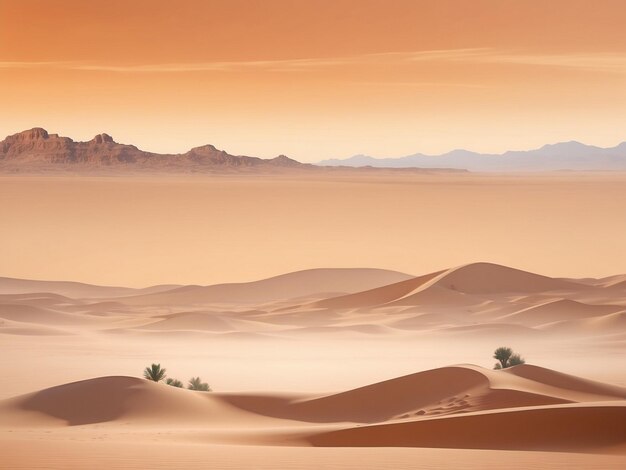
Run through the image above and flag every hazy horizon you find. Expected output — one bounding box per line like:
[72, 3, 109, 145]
[2, 174, 626, 287]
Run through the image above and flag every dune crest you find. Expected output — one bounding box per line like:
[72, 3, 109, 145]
[121, 268, 413, 306]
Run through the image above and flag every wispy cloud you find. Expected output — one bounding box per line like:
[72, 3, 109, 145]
[1, 49, 625, 74]
[0, 50, 486, 73]
[0, 60, 75, 69]
[484, 52, 626, 72]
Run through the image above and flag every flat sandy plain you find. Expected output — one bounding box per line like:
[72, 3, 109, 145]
[1, 172, 625, 469]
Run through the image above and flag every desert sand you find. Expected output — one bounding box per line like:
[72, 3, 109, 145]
[1, 259, 626, 468]
[1, 173, 625, 469]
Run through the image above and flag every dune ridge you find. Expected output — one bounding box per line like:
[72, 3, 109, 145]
[2, 262, 625, 339]
[1, 364, 624, 453]
[0, 276, 178, 299]
[121, 268, 413, 306]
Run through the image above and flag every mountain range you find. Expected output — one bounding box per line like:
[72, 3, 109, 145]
[3, 128, 626, 172]
[0, 128, 306, 173]
[318, 141, 626, 171]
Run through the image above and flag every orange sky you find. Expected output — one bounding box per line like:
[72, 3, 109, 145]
[1, 0, 626, 161]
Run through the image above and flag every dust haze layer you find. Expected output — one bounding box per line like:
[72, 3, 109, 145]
[2, 173, 626, 287]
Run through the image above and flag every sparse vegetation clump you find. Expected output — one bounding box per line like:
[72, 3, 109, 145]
[188, 377, 211, 392]
[508, 353, 525, 366]
[493, 347, 525, 369]
[143, 363, 167, 382]
[143, 364, 211, 392]
[166, 378, 184, 388]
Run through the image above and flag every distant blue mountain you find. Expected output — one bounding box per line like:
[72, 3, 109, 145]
[318, 141, 626, 171]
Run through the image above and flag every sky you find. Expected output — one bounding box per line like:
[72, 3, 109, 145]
[1, 0, 626, 162]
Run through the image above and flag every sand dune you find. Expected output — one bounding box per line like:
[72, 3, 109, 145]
[306, 403, 626, 452]
[541, 311, 626, 334]
[498, 299, 624, 326]
[1, 262, 625, 338]
[219, 364, 625, 424]
[121, 268, 412, 306]
[426, 263, 582, 294]
[0, 292, 80, 307]
[504, 364, 625, 395]
[0, 303, 99, 325]
[2, 364, 624, 454]
[0, 376, 264, 427]
[0, 276, 177, 299]
[298, 365, 626, 452]
[140, 312, 236, 332]
[135, 311, 282, 333]
[313, 270, 445, 309]
[590, 274, 626, 289]
[0, 318, 70, 336]
[433, 323, 541, 337]
[311, 263, 584, 312]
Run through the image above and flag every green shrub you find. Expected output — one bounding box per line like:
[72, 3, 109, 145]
[188, 377, 211, 391]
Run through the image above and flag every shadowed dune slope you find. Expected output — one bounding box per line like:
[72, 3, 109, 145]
[139, 311, 236, 332]
[541, 311, 626, 334]
[306, 403, 626, 452]
[312, 270, 445, 309]
[220, 365, 490, 423]
[0, 304, 96, 325]
[498, 299, 625, 326]
[502, 365, 626, 399]
[219, 364, 626, 424]
[423, 263, 584, 295]
[387, 263, 583, 308]
[120, 268, 413, 306]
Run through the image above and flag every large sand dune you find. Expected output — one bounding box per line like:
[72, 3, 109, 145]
[1, 364, 624, 454]
[0, 376, 268, 427]
[306, 403, 626, 452]
[121, 268, 412, 306]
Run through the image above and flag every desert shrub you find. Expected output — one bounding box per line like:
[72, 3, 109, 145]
[493, 347, 525, 369]
[188, 377, 211, 391]
[493, 347, 513, 369]
[508, 353, 526, 366]
[166, 378, 184, 388]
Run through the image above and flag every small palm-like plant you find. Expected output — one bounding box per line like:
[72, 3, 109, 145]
[188, 377, 211, 392]
[143, 363, 166, 382]
[166, 378, 184, 388]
